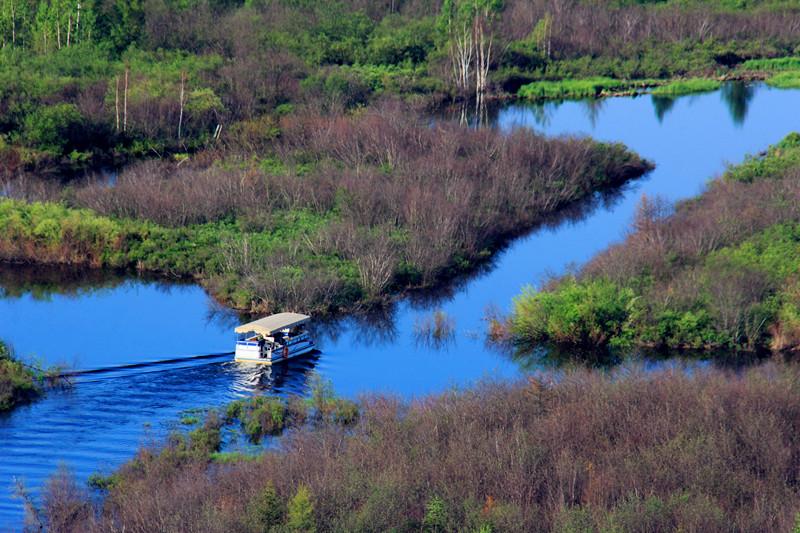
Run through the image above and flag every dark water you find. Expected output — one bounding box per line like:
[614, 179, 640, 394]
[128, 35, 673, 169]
[1, 83, 798, 527]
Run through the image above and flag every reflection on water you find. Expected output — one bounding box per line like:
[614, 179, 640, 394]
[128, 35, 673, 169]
[478, 81, 759, 130]
[721, 81, 756, 126]
[2, 81, 800, 526]
[652, 95, 677, 123]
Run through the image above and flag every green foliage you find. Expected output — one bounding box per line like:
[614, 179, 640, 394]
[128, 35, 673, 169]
[0, 339, 43, 412]
[286, 485, 316, 533]
[741, 56, 800, 71]
[248, 482, 285, 532]
[518, 77, 638, 100]
[423, 495, 449, 532]
[511, 278, 637, 348]
[187, 411, 222, 455]
[766, 70, 800, 88]
[649, 78, 721, 96]
[22, 103, 84, 155]
[724, 132, 800, 182]
[87, 472, 119, 490]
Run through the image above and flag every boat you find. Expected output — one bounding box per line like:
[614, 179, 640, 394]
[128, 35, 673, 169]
[234, 312, 315, 364]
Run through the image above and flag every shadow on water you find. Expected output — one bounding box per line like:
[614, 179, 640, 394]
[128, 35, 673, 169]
[651, 81, 756, 125]
[499, 341, 775, 374]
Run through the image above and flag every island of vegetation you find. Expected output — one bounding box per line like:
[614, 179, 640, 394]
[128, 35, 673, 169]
[6, 0, 800, 314]
[504, 132, 800, 354]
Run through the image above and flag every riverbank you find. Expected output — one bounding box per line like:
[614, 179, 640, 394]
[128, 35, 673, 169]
[0, 104, 651, 315]
[31, 362, 800, 532]
[504, 132, 800, 355]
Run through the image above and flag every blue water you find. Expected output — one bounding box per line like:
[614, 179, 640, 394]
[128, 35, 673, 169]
[1, 83, 798, 527]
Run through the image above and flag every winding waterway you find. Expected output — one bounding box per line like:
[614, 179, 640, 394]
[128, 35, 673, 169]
[1, 83, 799, 527]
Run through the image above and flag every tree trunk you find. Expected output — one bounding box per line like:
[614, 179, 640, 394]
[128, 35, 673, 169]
[177, 72, 186, 140]
[115, 76, 120, 132]
[123, 68, 129, 132]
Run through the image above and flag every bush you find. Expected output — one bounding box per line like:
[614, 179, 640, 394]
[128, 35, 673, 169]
[511, 278, 637, 348]
[0, 340, 42, 411]
[286, 485, 316, 533]
[40, 362, 800, 531]
[22, 104, 85, 156]
[248, 482, 285, 532]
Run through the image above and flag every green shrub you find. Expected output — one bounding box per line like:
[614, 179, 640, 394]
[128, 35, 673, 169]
[286, 485, 316, 533]
[511, 278, 637, 348]
[0, 340, 42, 411]
[422, 495, 449, 533]
[22, 104, 85, 156]
[248, 482, 285, 532]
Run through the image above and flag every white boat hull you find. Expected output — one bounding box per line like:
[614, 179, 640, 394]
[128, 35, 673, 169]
[234, 340, 315, 365]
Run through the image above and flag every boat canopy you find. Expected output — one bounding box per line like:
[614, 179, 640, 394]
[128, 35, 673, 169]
[235, 313, 311, 336]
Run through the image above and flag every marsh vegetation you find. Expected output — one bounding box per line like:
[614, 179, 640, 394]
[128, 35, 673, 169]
[508, 133, 800, 355]
[32, 362, 800, 532]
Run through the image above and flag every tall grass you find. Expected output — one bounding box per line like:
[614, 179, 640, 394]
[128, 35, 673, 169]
[740, 57, 800, 71]
[766, 70, 800, 89]
[517, 77, 635, 99]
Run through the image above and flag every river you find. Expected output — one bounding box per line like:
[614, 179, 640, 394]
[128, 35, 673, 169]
[0, 82, 798, 527]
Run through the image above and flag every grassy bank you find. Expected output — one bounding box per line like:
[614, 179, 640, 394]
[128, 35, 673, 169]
[0, 104, 650, 314]
[0, 340, 43, 412]
[32, 362, 800, 532]
[506, 133, 800, 354]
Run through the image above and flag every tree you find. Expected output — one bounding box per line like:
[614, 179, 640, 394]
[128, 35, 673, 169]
[286, 484, 316, 533]
[437, 0, 502, 96]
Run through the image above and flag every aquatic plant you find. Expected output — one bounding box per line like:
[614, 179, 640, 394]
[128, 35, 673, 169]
[413, 309, 456, 347]
[223, 379, 357, 444]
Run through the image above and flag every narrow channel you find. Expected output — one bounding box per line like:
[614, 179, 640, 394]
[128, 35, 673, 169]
[0, 83, 798, 526]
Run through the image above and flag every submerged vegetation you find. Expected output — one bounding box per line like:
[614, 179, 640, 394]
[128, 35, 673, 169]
[508, 132, 800, 354]
[32, 362, 800, 532]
